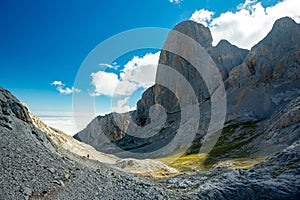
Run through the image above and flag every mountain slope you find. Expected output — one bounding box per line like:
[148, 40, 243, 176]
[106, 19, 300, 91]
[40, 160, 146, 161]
[2, 17, 300, 200]
[0, 87, 179, 199]
[72, 18, 300, 199]
[1, 85, 300, 199]
[74, 17, 300, 161]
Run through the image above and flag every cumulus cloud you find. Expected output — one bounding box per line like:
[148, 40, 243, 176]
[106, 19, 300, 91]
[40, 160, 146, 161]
[120, 52, 160, 88]
[91, 51, 160, 113]
[190, 9, 214, 27]
[90, 71, 119, 96]
[51, 81, 81, 95]
[190, 0, 300, 49]
[91, 51, 160, 97]
[112, 97, 136, 113]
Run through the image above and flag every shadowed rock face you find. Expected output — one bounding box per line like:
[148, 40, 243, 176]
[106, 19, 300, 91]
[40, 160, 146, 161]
[225, 17, 300, 121]
[172, 20, 213, 51]
[72, 18, 300, 199]
[209, 39, 249, 79]
[74, 19, 249, 156]
[227, 17, 300, 86]
[74, 17, 300, 158]
[1, 85, 300, 199]
[1, 17, 300, 200]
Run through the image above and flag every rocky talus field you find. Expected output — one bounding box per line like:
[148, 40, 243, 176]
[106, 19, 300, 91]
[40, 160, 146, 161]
[1, 17, 300, 199]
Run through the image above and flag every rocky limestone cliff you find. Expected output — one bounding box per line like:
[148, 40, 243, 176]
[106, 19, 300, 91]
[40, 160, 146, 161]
[209, 39, 249, 79]
[71, 17, 300, 199]
[1, 86, 300, 199]
[2, 17, 300, 199]
[75, 17, 300, 160]
[225, 17, 300, 121]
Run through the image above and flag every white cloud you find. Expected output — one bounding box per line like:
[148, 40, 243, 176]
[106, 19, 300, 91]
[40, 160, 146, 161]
[51, 80, 81, 95]
[169, 0, 182, 4]
[190, 0, 300, 49]
[90, 71, 119, 96]
[99, 63, 119, 70]
[112, 97, 135, 113]
[114, 80, 138, 96]
[51, 80, 63, 86]
[72, 87, 81, 93]
[91, 51, 160, 113]
[190, 9, 214, 27]
[57, 87, 72, 95]
[91, 51, 160, 97]
[120, 52, 160, 88]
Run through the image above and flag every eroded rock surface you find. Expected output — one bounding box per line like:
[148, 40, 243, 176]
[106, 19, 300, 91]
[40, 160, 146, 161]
[75, 17, 300, 159]
[0, 87, 177, 199]
[2, 17, 300, 199]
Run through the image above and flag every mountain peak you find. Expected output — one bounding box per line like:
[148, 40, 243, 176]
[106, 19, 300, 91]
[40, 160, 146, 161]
[216, 39, 232, 47]
[173, 20, 213, 50]
[253, 17, 300, 50]
[209, 39, 249, 78]
[273, 16, 298, 28]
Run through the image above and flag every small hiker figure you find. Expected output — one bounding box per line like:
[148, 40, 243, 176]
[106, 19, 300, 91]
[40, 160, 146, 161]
[87, 154, 90, 159]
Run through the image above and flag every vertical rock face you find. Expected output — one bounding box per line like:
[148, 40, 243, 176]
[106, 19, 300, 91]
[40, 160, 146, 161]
[226, 17, 300, 121]
[228, 17, 300, 86]
[74, 17, 300, 160]
[171, 20, 213, 50]
[209, 39, 249, 79]
[1, 17, 300, 199]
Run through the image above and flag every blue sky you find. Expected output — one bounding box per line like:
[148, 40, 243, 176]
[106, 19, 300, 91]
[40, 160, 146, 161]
[0, 0, 299, 134]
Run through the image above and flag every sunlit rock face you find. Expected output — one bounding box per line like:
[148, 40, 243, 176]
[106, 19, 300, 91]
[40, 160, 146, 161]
[75, 17, 300, 161]
[0, 87, 179, 199]
[1, 17, 300, 200]
[225, 17, 300, 121]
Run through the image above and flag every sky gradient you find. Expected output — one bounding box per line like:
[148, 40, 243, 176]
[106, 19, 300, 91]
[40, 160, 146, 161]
[0, 0, 299, 134]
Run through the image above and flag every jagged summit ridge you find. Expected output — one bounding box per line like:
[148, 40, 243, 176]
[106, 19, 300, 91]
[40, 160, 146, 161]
[75, 16, 300, 159]
[1, 16, 300, 199]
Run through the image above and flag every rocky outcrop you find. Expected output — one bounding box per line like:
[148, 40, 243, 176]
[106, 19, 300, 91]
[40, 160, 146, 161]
[158, 139, 300, 199]
[209, 39, 248, 79]
[225, 17, 300, 121]
[75, 17, 300, 159]
[172, 20, 213, 51]
[72, 17, 300, 199]
[74, 20, 248, 156]
[0, 87, 180, 199]
[1, 85, 300, 199]
[2, 17, 300, 200]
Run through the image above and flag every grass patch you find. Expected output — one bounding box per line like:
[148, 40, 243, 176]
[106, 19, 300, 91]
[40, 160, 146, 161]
[156, 120, 268, 175]
[157, 153, 210, 174]
[204, 120, 262, 164]
[214, 157, 267, 170]
[133, 170, 180, 178]
[158, 152, 266, 174]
